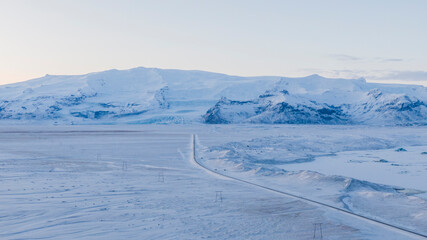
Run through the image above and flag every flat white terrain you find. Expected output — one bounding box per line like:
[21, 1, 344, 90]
[0, 125, 426, 239]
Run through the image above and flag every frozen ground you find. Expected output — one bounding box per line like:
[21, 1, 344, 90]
[0, 125, 426, 239]
[283, 146, 427, 192]
[197, 124, 427, 237]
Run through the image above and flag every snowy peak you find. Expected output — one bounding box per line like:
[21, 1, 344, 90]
[204, 89, 349, 124]
[204, 80, 427, 125]
[273, 75, 366, 95]
[0, 68, 168, 122]
[350, 89, 427, 125]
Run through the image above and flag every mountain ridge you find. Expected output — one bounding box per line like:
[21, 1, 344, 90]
[0, 67, 426, 125]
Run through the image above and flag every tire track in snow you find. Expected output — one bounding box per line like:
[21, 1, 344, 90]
[191, 134, 427, 240]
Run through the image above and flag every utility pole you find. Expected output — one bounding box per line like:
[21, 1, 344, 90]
[313, 223, 323, 239]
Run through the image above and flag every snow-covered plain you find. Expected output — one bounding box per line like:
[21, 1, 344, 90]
[0, 125, 426, 239]
[197, 124, 427, 237]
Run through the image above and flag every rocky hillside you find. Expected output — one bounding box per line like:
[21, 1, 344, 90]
[204, 75, 427, 125]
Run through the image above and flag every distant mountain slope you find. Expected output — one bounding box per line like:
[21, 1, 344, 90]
[203, 75, 427, 125]
[0, 68, 167, 122]
[0, 67, 426, 125]
[0, 67, 277, 124]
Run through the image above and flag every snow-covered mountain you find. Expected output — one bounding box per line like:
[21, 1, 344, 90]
[0, 67, 277, 124]
[203, 75, 427, 125]
[0, 67, 426, 125]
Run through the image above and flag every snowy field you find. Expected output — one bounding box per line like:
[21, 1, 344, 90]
[0, 125, 426, 239]
[197, 124, 427, 238]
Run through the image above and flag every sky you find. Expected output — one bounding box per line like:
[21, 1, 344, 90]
[0, 0, 426, 86]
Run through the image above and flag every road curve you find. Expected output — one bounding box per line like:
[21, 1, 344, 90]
[191, 134, 427, 239]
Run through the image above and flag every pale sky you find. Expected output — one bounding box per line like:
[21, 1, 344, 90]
[0, 0, 426, 85]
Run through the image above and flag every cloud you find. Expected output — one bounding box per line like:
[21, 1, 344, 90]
[381, 58, 403, 62]
[332, 70, 427, 86]
[329, 54, 362, 61]
[375, 71, 427, 81]
[297, 68, 427, 86]
[329, 54, 404, 63]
